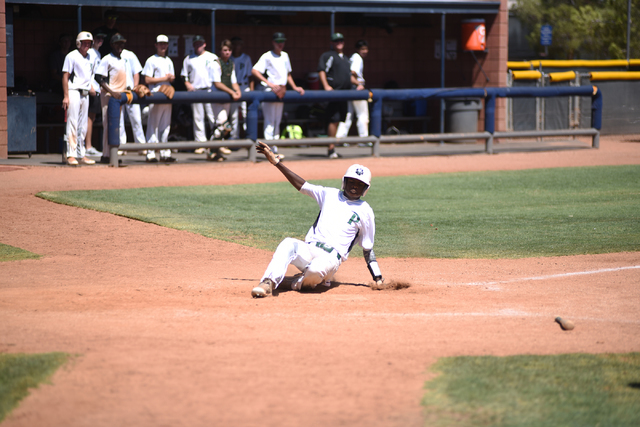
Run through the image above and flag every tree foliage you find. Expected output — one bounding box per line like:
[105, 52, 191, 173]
[512, 0, 640, 59]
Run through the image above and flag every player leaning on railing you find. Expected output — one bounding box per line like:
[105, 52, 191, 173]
[251, 141, 384, 298]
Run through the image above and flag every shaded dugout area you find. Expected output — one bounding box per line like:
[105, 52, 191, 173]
[3, 0, 508, 156]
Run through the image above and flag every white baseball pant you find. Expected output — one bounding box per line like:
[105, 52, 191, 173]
[261, 238, 342, 289]
[210, 103, 230, 139]
[261, 101, 284, 140]
[191, 90, 216, 142]
[145, 103, 172, 159]
[229, 87, 250, 139]
[120, 104, 146, 146]
[65, 89, 89, 159]
[336, 100, 369, 137]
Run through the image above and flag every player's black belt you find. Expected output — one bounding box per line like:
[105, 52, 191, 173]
[314, 241, 341, 260]
[71, 88, 90, 96]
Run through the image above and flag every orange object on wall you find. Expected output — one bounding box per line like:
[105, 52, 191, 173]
[462, 19, 486, 51]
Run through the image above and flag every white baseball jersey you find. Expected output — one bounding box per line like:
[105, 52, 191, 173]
[350, 52, 365, 85]
[121, 49, 143, 89]
[181, 51, 218, 89]
[96, 52, 127, 92]
[62, 49, 96, 91]
[253, 50, 292, 86]
[210, 59, 237, 92]
[142, 54, 175, 92]
[87, 48, 101, 92]
[230, 53, 253, 90]
[300, 182, 375, 260]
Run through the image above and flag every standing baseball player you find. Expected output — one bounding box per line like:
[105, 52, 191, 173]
[119, 45, 146, 152]
[337, 40, 370, 138]
[207, 39, 242, 161]
[318, 33, 358, 158]
[142, 34, 176, 162]
[84, 31, 106, 157]
[251, 141, 384, 298]
[95, 33, 129, 163]
[181, 35, 218, 154]
[229, 37, 254, 140]
[61, 31, 98, 165]
[252, 32, 305, 159]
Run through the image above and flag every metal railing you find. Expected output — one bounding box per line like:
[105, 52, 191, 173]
[104, 86, 602, 166]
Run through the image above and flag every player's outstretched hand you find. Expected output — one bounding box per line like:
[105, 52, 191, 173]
[256, 140, 279, 165]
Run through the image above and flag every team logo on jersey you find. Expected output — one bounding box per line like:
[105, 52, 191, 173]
[348, 212, 361, 225]
[355, 168, 364, 176]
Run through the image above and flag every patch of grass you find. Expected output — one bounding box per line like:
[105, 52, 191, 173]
[423, 353, 640, 427]
[37, 165, 640, 258]
[0, 353, 70, 422]
[0, 243, 41, 262]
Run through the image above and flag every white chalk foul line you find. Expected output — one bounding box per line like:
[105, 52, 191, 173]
[461, 265, 640, 288]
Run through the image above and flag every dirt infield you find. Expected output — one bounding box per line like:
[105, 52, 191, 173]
[1, 136, 639, 427]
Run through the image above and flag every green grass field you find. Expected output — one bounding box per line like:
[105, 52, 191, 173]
[37, 165, 640, 258]
[423, 353, 640, 427]
[0, 353, 69, 423]
[0, 243, 40, 262]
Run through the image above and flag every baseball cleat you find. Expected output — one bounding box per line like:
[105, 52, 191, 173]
[79, 157, 95, 165]
[252, 278, 275, 298]
[290, 275, 304, 291]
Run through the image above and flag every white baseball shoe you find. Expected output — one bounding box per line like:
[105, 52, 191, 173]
[252, 278, 275, 298]
[85, 146, 102, 156]
[290, 275, 304, 291]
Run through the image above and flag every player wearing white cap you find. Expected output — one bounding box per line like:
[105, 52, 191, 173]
[142, 34, 176, 162]
[61, 31, 97, 165]
[251, 141, 384, 298]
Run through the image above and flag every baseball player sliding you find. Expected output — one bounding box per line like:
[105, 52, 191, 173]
[252, 141, 385, 298]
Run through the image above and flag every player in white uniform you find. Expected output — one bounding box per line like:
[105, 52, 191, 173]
[337, 40, 370, 138]
[119, 47, 146, 151]
[181, 35, 218, 151]
[61, 31, 97, 165]
[95, 33, 128, 162]
[251, 141, 384, 298]
[142, 34, 175, 162]
[252, 32, 305, 158]
[208, 39, 242, 161]
[84, 32, 104, 157]
[229, 37, 253, 139]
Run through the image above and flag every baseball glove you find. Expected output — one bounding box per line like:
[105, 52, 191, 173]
[273, 85, 286, 99]
[133, 84, 151, 98]
[157, 84, 175, 99]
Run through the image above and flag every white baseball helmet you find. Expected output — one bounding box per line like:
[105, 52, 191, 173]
[76, 31, 93, 48]
[342, 164, 372, 196]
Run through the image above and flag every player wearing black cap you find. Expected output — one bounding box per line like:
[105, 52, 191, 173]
[318, 33, 358, 158]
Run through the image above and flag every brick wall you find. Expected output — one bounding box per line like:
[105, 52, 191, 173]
[0, 0, 6, 159]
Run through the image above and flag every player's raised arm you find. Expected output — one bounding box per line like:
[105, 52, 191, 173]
[256, 141, 306, 190]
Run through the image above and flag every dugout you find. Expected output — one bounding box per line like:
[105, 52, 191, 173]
[0, 0, 509, 158]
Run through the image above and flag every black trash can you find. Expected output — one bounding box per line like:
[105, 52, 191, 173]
[445, 97, 482, 142]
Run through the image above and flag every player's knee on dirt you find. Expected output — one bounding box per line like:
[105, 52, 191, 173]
[301, 269, 325, 287]
[302, 257, 338, 287]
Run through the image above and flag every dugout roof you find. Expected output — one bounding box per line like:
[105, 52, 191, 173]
[6, 0, 501, 15]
